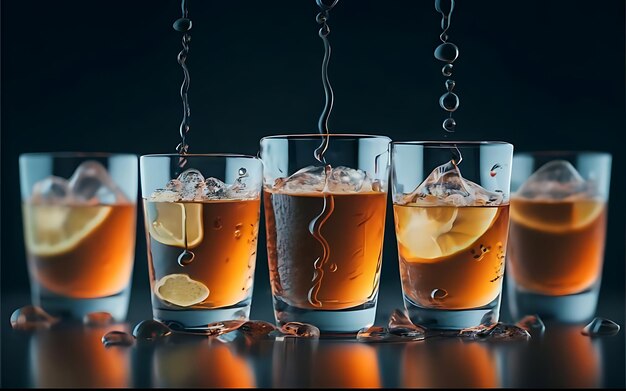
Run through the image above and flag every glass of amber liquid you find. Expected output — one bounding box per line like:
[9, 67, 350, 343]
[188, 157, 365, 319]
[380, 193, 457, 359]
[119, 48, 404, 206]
[140, 154, 262, 329]
[392, 141, 513, 329]
[260, 134, 391, 333]
[507, 151, 612, 322]
[19, 153, 137, 320]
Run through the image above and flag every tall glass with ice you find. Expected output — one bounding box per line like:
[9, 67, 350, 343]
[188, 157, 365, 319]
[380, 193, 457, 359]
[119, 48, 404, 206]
[140, 154, 262, 329]
[507, 151, 612, 322]
[260, 134, 391, 333]
[19, 153, 137, 320]
[392, 141, 513, 329]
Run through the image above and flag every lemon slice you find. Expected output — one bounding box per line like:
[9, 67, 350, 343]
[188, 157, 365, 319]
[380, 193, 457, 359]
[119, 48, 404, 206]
[154, 274, 210, 307]
[147, 202, 203, 248]
[23, 204, 112, 257]
[394, 204, 498, 261]
[510, 198, 604, 233]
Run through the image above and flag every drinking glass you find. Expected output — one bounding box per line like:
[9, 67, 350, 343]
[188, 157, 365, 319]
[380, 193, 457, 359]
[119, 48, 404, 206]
[507, 151, 612, 322]
[140, 154, 262, 329]
[260, 134, 391, 333]
[391, 141, 513, 329]
[19, 153, 137, 320]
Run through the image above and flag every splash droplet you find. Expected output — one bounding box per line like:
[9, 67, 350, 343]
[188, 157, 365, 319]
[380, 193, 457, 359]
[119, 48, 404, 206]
[132, 319, 172, 341]
[83, 312, 114, 327]
[102, 331, 134, 347]
[582, 317, 621, 337]
[178, 250, 195, 266]
[10, 306, 58, 331]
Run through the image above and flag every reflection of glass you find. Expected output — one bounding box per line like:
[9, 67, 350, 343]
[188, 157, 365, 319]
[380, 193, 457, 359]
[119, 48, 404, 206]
[508, 152, 612, 322]
[401, 339, 500, 388]
[19, 153, 137, 320]
[500, 324, 603, 387]
[392, 142, 513, 329]
[260, 134, 391, 333]
[152, 340, 256, 388]
[29, 324, 131, 387]
[140, 154, 262, 328]
[272, 340, 381, 388]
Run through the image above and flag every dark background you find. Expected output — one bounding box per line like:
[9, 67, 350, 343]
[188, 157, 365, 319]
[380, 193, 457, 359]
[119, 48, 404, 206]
[1, 0, 624, 327]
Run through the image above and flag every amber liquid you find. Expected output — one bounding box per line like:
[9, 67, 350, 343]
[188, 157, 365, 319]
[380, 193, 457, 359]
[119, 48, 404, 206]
[264, 190, 387, 310]
[23, 203, 136, 298]
[508, 197, 607, 296]
[395, 205, 509, 310]
[144, 199, 260, 309]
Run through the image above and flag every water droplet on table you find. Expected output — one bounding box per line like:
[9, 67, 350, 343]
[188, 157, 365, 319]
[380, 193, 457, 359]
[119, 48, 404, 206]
[240, 320, 277, 339]
[581, 317, 620, 337]
[516, 314, 545, 337]
[83, 312, 114, 327]
[102, 331, 134, 347]
[132, 320, 172, 341]
[459, 322, 530, 341]
[280, 322, 320, 338]
[10, 306, 58, 331]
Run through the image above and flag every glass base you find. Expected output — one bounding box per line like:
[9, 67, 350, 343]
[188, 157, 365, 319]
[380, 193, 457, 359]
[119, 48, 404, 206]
[403, 295, 501, 330]
[507, 282, 598, 323]
[33, 288, 130, 321]
[153, 304, 251, 329]
[273, 297, 376, 333]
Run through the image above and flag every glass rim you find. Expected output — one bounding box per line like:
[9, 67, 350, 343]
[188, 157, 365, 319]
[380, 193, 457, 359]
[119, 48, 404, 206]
[140, 153, 259, 159]
[260, 133, 391, 141]
[391, 141, 512, 147]
[514, 150, 612, 158]
[20, 152, 137, 159]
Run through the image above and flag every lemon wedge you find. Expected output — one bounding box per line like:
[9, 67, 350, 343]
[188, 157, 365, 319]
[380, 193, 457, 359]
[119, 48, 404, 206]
[147, 202, 204, 248]
[510, 197, 604, 233]
[23, 204, 112, 257]
[394, 204, 498, 261]
[154, 274, 210, 307]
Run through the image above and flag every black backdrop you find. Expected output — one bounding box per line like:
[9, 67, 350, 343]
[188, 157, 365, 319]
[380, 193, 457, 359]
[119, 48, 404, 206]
[2, 1, 624, 313]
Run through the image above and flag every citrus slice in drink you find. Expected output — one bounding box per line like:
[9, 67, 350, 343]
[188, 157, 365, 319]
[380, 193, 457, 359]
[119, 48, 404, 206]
[147, 202, 204, 248]
[394, 204, 498, 261]
[23, 204, 112, 257]
[154, 274, 210, 307]
[510, 198, 604, 233]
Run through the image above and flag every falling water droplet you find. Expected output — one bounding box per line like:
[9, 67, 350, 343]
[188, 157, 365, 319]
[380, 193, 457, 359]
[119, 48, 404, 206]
[329, 263, 338, 272]
[581, 317, 621, 337]
[83, 312, 114, 327]
[445, 79, 455, 91]
[178, 250, 195, 266]
[132, 319, 172, 341]
[439, 92, 459, 111]
[434, 42, 459, 63]
[442, 117, 456, 132]
[173, 18, 192, 32]
[102, 331, 134, 347]
[431, 288, 448, 301]
[10, 306, 59, 331]
[442, 63, 453, 77]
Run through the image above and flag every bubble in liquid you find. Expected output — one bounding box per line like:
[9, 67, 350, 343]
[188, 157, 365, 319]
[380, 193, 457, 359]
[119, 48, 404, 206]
[516, 314, 545, 337]
[431, 288, 448, 300]
[329, 263, 338, 272]
[102, 331, 134, 347]
[238, 167, 247, 177]
[10, 306, 59, 331]
[280, 322, 320, 338]
[234, 230, 242, 239]
[213, 218, 223, 230]
[173, 17, 192, 32]
[442, 63, 453, 77]
[178, 250, 195, 266]
[443, 117, 456, 132]
[132, 319, 172, 341]
[439, 92, 459, 112]
[434, 42, 459, 63]
[581, 317, 621, 337]
[83, 312, 114, 327]
[445, 79, 455, 91]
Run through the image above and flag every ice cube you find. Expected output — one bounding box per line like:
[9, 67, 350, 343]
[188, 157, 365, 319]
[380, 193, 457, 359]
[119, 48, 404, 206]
[517, 160, 587, 199]
[273, 165, 326, 192]
[327, 166, 372, 192]
[203, 177, 227, 199]
[399, 161, 503, 206]
[177, 168, 206, 201]
[31, 176, 71, 203]
[69, 161, 128, 204]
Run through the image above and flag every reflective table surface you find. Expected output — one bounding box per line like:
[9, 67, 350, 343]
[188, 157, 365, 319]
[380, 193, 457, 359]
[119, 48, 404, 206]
[2, 285, 624, 388]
